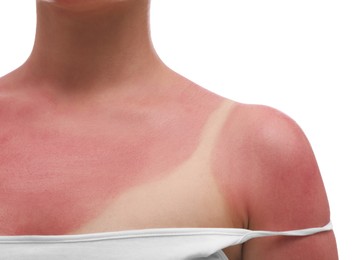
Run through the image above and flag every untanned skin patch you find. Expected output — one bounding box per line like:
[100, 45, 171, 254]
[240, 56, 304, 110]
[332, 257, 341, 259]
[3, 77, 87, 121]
[210, 104, 253, 227]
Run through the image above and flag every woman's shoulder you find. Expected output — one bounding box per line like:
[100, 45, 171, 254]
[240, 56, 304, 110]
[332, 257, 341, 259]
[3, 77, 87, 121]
[213, 98, 330, 228]
[218, 99, 311, 164]
[219, 99, 336, 259]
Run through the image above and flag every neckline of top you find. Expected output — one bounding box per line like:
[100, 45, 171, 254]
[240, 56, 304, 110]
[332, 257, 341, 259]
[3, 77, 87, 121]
[0, 222, 332, 243]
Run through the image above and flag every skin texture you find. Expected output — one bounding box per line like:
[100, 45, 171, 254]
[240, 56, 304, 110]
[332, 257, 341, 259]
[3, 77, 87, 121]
[0, 85, 223, 235]
[211, 105, 338, 259]
[0, 1, 338, 259]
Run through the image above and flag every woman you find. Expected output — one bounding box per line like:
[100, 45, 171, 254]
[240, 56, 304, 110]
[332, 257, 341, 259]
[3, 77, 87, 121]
[0, 0, 338, 259]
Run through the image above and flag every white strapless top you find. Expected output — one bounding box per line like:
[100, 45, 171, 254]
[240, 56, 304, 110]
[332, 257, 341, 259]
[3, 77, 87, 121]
[0, 222, 333, 259]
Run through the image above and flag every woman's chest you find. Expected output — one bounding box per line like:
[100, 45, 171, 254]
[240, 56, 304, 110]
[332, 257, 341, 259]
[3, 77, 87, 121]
[0, 111, 233, 237]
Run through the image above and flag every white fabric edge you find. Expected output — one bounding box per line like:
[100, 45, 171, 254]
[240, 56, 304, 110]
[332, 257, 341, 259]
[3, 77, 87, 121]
[0, 221, 333, 244]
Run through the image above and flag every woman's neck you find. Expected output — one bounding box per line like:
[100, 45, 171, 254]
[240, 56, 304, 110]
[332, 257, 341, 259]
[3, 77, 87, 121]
[22, 0, 165, 100]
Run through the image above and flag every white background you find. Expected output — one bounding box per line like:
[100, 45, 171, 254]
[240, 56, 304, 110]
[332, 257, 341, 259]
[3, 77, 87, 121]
[1, 1, 363, 259]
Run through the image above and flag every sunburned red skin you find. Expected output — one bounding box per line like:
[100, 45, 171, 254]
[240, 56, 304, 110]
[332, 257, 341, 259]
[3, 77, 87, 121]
[211, 104, 303, 228]
[0, 88, 222, 235]
[211, 103, 329, 232]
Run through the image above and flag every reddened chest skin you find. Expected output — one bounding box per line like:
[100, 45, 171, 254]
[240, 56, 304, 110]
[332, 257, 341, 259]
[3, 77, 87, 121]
[0, 91, 222, 235]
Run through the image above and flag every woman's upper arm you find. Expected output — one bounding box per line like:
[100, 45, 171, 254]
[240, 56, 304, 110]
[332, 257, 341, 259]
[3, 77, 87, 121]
[239, 105, 338, 259]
